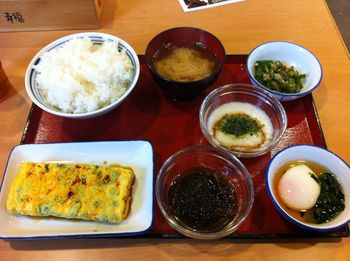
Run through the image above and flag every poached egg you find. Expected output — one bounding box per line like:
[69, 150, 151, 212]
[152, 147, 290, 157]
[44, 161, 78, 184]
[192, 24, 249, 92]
[278, 164, 321, 211]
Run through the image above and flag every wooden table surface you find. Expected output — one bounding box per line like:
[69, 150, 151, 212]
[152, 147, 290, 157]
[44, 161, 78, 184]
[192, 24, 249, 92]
[0, 0, 349, 260]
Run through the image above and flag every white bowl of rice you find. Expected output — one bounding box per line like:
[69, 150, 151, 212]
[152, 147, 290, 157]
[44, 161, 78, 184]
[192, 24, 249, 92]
[25, 32, 140, 119]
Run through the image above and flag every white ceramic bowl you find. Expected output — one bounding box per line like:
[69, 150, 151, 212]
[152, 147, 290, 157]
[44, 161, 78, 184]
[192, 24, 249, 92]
[266, 144, 350, 232]
[247, 41, 322, 102]
[25, 32, 140, 119]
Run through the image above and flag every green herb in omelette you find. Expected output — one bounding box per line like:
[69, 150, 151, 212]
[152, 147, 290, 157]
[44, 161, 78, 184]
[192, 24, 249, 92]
[313, 172, 345, 224]
[219, 113, 262, 138]
[254, 60, 306, 93]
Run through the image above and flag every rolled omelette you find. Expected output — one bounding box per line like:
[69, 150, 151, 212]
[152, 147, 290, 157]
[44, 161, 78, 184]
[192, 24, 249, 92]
[7, 162, 134, 223]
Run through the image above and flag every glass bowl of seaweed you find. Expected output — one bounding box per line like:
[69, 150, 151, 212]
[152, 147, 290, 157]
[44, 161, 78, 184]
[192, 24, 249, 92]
[266, 144, 350, 231]
[145, 27, 226, 101]
[247, 41, 323, 102]
[200, 84, 287, 158]
[156, 145, 254, 239]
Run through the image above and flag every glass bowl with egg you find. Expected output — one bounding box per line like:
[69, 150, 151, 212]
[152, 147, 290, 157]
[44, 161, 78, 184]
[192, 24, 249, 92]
[145, 27, 226, 101]
[156, 145, 254, 239]
[266, 144, 350, 231]
[25, 32, 140, 119]
[199, 84, 287, 158]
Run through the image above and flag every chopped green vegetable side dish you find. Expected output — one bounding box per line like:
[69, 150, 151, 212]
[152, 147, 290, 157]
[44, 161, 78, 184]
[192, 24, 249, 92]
[313, 172, 345, 224]
[254, 60, 306, 93]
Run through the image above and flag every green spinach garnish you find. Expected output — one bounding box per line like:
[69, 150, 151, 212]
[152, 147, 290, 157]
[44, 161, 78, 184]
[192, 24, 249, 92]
[313, 172, 345, 224]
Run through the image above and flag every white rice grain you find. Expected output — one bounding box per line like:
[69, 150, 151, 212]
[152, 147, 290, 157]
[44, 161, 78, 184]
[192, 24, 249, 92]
[35, 37, 134, 113]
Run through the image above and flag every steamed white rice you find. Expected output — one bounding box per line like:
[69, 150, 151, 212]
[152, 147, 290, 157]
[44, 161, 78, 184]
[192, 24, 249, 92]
[35, 37, 134, 113]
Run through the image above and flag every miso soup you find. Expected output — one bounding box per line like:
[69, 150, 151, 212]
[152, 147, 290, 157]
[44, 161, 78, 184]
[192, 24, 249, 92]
[152, 44, 217, 82]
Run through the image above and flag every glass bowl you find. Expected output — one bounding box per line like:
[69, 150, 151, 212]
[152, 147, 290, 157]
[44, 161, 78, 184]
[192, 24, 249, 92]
[156, 145, 254, 240]
[266, 144, 350, 231]
[200, 84, 287, 158]
[145, 27, 225, 101]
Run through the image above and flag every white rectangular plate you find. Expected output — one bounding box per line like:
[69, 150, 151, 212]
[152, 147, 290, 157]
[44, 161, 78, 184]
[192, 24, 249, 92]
[0, 141, 153, 239]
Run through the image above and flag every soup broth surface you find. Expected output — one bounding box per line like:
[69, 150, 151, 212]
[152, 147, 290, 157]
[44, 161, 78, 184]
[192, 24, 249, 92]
[153, 44, 217, 82]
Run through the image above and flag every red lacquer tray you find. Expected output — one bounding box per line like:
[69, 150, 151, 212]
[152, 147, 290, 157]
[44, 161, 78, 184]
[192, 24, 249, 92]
[21, 55, 349, 238]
